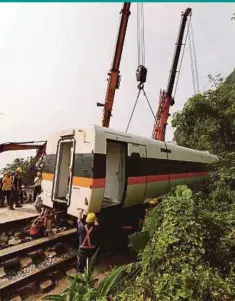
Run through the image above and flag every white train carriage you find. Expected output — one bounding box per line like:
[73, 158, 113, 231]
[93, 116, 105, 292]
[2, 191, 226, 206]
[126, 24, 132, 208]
[41, 125, 217, 218]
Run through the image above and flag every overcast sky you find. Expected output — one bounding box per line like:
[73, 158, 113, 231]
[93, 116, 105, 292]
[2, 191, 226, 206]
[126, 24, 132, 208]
[0, 3, 234, 169]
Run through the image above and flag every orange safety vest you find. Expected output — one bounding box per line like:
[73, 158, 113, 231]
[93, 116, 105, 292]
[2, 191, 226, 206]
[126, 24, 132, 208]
[80, 225, 95, 249]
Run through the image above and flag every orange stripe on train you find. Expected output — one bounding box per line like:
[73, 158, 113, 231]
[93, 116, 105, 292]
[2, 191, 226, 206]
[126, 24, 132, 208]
[42, 173, 105, 188]
[42, 172, 208, 188]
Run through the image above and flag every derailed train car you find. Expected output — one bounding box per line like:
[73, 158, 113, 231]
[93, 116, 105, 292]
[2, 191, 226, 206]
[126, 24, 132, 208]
[40, 125, 217, 227]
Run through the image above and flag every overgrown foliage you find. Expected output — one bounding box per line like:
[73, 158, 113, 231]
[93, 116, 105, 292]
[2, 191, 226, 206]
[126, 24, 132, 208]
[44, 248, 135, 301]
[172, 73, 235, 154]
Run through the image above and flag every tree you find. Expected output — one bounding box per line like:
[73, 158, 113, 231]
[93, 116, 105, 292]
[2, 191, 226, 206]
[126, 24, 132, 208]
[2, 156, 38, 185]
[171, 72, 235, 155]
[3, 157, 34, 176]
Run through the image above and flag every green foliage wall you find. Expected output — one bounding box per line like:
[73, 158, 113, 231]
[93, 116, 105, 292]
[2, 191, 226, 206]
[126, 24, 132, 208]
[172, 73, 235, 155]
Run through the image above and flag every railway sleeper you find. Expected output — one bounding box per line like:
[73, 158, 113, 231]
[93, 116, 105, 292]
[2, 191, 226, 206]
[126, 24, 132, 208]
[19, 256, 33, 269]
[14, 282, 37, 300]
[8, 296, 22, 301]
[27, 249, 44, 260]
[0, 256, 76, 300]
[39, 278, 54, 293]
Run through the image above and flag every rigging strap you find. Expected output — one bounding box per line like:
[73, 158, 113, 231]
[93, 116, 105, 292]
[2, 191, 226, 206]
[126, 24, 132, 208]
[125, 89, 142, 132]
[125, 88, 157, 133]
[142, 88, 158, 125]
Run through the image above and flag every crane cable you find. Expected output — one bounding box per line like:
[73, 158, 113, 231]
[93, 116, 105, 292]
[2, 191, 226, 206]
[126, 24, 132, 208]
[191, 24, 200, 92]
[125, 88, 158, 133]
[126, 3, 146, 132]
[126, 3, 157, 132]
[137, 3, 145, 66]
[189, 21, 200, 94]
[189, 32, 197, 95]
[125, 89, 141, 132]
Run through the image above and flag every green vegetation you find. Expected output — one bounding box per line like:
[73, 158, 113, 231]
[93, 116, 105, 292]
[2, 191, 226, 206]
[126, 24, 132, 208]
[111, 71, 235, 300]
[44, 69, 235, 300]
[172, 73, 235, 154]
[2, 157, 34, 177]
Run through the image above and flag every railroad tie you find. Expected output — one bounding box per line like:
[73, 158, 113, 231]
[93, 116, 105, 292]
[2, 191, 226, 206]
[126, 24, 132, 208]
[19, 256, 33, 269]
[8, 296, 22, 301]
[39, 279, 54, 293]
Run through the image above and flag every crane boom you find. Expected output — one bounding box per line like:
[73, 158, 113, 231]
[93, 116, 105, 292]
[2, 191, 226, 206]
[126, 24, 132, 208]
[152, 8, 192, 141]
[0, 141, 47, 185]
[97, 2, 131, 128]
[0, 141, 45, 153]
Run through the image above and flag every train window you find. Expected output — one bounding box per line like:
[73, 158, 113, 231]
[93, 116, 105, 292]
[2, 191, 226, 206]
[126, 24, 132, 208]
[131, 152, 140, 161]
[160, 148, 171, 154]
[129, 152, 142, 176]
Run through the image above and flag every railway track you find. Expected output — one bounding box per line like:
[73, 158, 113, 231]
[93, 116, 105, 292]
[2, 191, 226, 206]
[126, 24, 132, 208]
[0, 228, 77, 301]
[0, 216, 36, 235]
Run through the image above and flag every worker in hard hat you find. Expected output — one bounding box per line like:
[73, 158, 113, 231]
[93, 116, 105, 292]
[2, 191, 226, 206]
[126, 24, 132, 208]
[2, 171, 12, 207]
[33, 171, 42, 202]
[9, 167, 23, 210]
[77, 211, 100, 273]
[145, 199, 159, 217]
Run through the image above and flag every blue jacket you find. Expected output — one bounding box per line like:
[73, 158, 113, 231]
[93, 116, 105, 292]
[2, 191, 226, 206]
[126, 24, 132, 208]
[77, 220, 85, 246]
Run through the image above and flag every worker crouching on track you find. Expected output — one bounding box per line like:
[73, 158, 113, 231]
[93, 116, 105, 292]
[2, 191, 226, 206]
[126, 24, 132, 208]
[33, 171, 42, 201]
[9, 167, 23, 210]
[77, 211, 100, 273]
[29, 215, 45, 238]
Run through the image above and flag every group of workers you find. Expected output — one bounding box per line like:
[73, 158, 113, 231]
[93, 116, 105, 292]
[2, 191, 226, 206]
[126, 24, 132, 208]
[0, 167, 42, 210]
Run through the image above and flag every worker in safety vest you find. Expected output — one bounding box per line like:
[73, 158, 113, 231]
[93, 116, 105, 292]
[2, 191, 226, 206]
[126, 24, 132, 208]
[33, 171, 42, 201]
[77, 211, 100, 273]
[2, 171, 12, 207]
[9, 167, 23, 210]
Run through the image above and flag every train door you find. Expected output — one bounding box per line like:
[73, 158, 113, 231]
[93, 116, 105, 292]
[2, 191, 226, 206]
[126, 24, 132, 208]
[102, 141, 127, 208]
[52, 137, 75, 206]
[123, 143, 147, 207]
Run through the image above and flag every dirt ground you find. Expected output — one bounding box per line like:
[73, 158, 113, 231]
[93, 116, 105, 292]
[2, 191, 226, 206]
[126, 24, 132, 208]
[24, 251, 135, 300]
[25, 277, 70, 300]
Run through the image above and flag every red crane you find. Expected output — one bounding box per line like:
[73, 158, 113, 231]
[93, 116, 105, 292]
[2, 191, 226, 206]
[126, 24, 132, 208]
[97, 2, 131, 128]
[152, 8, 192, 141]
